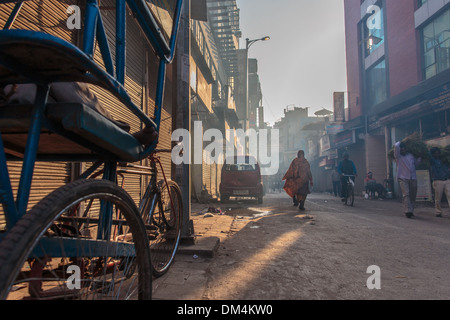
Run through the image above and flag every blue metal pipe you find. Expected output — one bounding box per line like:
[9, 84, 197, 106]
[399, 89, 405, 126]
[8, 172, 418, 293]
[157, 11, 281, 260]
[83, 0, 99, 57]
[116, 0, 126, 84]
[31, 237, 136, 258]
[166, 0, 183, 63]
[96, 161, 117, 240]
[154, 60, 167, 131]
[96, 10, 114, 76]
[16, 85, 50, 217]
[0, 133, 19, 229]
[3, 1, 22, 30]
[125, 0, 169, 59]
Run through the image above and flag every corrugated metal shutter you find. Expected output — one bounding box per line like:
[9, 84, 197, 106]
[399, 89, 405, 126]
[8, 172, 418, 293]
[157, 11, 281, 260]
[7, 161, 71, 207]
[146, 48, 173, 182]
[84, 0, 144, 205]
[158, 93, 173, 181]
[202, 153, 211, 198]
[122, 2, 146, 205]
[211, 163, 219, 198]
[211, 164, 217, 198]
[216, 162, 223, 198]
[0, 0, 175, 230]
[0, 1, 76, 229]
[89, 1, 141, 134]
[89, 1, 173, 202]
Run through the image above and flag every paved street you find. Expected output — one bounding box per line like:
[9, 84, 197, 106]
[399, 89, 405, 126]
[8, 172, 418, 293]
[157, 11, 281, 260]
[154, 191, 450, 300]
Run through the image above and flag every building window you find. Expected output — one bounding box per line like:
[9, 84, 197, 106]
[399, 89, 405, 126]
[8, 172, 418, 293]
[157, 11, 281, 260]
[366, 59, 387, 107]
[422, 8, 450, 80]
[362, 4, 385, 57]
[421, 110, 449, 140]
[419, 0, 428, 8]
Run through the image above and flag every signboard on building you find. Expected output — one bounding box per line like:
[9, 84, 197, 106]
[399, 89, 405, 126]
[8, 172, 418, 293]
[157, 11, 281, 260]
[425, 83, 450, 111]
[318, 157, 335, 168]
[333, 130, 356, 149]
[327, 148, 338, 159]
[333, 92, 345, 122]
[326, 124, 344, 135]
[319, 135, 331, 156]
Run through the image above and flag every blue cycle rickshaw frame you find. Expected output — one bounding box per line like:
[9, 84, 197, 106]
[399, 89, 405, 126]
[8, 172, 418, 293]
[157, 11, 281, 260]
[0, 0, 183, 255]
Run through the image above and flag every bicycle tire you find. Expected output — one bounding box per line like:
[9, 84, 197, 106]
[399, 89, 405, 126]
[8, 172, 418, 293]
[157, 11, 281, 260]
[144, 180, 182, 277]
[346, 185, 355, 207]
[0, 179, 152, 300]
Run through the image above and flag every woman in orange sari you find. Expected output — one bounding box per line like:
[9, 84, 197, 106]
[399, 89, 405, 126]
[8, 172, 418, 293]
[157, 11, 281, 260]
[283, 150, 313, 210]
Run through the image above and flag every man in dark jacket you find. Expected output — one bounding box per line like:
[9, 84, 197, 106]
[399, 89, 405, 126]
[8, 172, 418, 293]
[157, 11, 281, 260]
[430, 147, 450, 217]
[337, 152, 357, 201]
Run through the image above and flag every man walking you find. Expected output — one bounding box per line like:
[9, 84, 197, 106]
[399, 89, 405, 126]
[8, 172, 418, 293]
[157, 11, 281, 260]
[429, 147, 450, 217]
[332, 168, 341, 197]
[394, 141, 421, 218]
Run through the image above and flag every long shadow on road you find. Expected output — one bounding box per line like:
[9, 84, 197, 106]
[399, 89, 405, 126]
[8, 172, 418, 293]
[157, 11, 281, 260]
[202, 192, 450, 300]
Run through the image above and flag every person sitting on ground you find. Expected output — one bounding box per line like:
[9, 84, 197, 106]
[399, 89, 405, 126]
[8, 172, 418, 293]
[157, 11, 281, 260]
[364, 172, 386, 199]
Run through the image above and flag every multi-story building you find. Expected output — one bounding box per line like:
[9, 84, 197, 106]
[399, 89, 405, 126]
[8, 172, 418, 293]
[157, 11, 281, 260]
[274, 106, 331, 191]
[190, 0, 242, 201]
[342, 0, 450, 197]
[234, 52, 264, 132]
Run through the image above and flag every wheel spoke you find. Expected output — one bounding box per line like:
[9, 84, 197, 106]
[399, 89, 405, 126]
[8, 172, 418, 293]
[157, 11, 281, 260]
[0, 180, 152, 300]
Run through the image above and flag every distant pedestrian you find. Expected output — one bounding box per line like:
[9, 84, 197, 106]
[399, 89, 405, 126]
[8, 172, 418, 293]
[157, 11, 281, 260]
[283, 150, 313, 210]
[331, 168, 341, 197]
[429, 147, 450, 217]
[394, 141, 421, 218]
[337, 152, 357, 201]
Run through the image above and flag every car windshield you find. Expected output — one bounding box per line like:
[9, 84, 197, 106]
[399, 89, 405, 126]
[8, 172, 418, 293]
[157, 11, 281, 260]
[224, 164, 256, 171]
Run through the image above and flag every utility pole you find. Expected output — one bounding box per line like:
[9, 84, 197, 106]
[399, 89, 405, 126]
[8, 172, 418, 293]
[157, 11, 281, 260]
[244, 36, 270, 153]
[174, 0, 193, 240]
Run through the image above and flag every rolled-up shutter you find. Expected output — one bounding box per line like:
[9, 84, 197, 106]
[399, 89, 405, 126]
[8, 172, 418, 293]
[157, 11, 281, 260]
[146, 47, 173, 182]
[0, 0, 175, 230]
[88, 0, 173, 202]
[0, 0, 77, 229]
[202, 153, 211, 199]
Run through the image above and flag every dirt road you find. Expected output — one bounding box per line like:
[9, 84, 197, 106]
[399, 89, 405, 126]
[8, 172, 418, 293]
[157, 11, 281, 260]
[201, 192, 450, 300]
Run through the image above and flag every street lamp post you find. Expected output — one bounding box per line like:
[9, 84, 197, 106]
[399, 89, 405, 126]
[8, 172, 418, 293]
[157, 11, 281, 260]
[244, 36, 270, 135]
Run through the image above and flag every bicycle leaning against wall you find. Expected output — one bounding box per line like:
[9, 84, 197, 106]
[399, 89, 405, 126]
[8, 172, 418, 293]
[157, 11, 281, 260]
[0, 0, 184, 300]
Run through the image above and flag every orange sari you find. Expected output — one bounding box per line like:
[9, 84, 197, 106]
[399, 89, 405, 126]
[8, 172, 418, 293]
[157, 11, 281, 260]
[282, 157, 312, 201]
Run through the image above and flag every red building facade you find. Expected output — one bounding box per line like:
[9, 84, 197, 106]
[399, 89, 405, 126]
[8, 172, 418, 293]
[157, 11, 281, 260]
[340, 0, 450, 197]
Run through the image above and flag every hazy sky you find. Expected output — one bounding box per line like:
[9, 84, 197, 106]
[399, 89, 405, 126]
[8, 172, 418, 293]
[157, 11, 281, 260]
[236, 0, 348, 125]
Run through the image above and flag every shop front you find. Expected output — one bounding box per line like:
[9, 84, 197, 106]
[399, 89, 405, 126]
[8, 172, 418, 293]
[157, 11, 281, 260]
[369, 69, 450, 201]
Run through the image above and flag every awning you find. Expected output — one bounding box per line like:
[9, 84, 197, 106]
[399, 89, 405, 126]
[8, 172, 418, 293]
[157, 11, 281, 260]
[343, 115, 364, 131]
[301, 121, 326, 131]
[369, 68, 450, 118]
[333, 130, 356, 149]
[378, 101, 433, 125]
